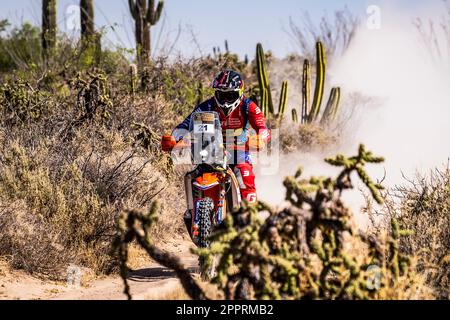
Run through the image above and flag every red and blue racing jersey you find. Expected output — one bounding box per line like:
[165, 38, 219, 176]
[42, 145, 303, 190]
[172, 97, 270, 164]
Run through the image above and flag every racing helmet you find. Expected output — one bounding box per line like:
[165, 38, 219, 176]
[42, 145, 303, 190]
[212, 70, 244, 115]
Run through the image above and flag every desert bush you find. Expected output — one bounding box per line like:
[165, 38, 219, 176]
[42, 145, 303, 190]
[378, 166, 450, 299]
[0, 78, 52, 124]
[0, 67, 186, 278]
[115, 145, 432, 300]
[0, 23, 42, 72]
[280, 122, 337, 153]
[0, 131, 174, 277]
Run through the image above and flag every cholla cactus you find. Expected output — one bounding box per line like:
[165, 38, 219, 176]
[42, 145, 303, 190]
[0, 79, 49, 124]
[115, 145, 419, 300]
[113, 202, 207, 300]
[193, 145, 416, 299]
[72, 71, 113, 124]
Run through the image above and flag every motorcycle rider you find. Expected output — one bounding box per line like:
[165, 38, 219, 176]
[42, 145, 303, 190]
[170, 69, 270, 203]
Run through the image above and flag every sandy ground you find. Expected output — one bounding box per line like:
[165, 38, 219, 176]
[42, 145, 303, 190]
[0, 239, 198, 300]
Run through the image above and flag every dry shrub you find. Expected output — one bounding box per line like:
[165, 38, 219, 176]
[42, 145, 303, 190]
[280, 123, 337, 153]
[0, 70, 187, 279]
[378, 166, 450, 299]
[0, 27, 256, 281]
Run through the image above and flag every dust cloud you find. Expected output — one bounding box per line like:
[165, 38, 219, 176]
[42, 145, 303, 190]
[255, 7, 450, 225]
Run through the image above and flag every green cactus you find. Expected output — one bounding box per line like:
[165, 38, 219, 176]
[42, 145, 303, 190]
[79, 0, 102, 67]
[277, 81, 288, 118]
[113, 202, 208, 300]
[299, 42, 341, 125]
[80, 0, 95, 41]
[320, 87, 341, 124]
[330, 87, 341, 120]
[128, 0, 164, 67]
[42, 0, 57, 56]
[291, 108, 298, 123]
[308, 41, 326, 122]
[129, 63, 138, 96]
[256, 43, 274, 116]
[261, 87, 269, 118]
[256, 43, 289, 125]
[301, 59, 311, 124]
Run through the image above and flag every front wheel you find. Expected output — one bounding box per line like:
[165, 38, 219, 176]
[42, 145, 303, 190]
[197, 198, 215, 280]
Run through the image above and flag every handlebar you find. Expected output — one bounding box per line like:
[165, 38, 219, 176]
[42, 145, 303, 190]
[161, 135, 267, 153]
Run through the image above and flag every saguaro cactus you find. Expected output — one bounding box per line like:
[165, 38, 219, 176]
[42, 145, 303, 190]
[308, 41, 326, 122]
[42, 0, 57, 55]
[80, 0, 95, 41]
[128, 0, 164, 66]
[79, 0, 101, 67]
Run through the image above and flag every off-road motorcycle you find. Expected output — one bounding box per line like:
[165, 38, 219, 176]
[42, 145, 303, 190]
[162, 111, 260, 280]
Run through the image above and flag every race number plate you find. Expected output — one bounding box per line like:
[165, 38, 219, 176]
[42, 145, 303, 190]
[193, 123, 215, 134]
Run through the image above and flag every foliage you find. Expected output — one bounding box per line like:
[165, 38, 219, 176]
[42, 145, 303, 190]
[0, 23, 42, 72]
[379, 166, 450, 299]
[115, 145, 431, 300]
[71, 70, 113, 125]
[0, 19, 10, 33]
[0, 78, 51, 124]
[0, 66, 185, 278]
[413, 0, 450, 66]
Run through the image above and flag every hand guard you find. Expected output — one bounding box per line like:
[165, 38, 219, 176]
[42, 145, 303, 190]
[161, 135, 177, 152]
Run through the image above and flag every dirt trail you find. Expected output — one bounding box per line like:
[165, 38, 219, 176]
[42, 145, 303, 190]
[0, 240, 198, 300]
